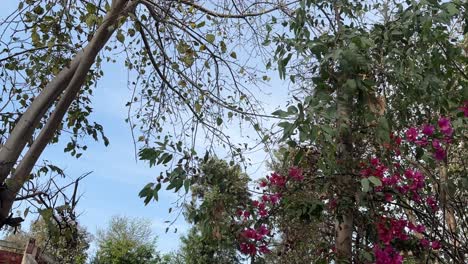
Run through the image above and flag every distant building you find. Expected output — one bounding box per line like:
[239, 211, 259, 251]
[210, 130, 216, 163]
[0, 238, 54, 264]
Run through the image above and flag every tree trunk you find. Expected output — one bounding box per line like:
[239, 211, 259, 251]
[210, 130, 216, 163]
[0, 0, 132, 229]
[439, 165, 457, 244]
[335, 94, 354, 263]
[333, 2, 354, 262]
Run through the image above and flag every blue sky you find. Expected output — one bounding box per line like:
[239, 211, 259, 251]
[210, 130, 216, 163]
[0, 0, 290, 256]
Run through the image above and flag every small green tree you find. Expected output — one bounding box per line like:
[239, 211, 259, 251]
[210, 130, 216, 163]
[91, 216, 161, 264]
[4, 217, 91, 264]
[178, 158, 250, 264]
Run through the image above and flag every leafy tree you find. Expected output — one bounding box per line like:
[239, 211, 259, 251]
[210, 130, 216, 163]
[0, 0, 289, 228]
[178, 158, 250, 264]
[260, 0, 465, 263]
[222, 0, 466, 263]
[4, 217, 91, 263]
[91, 216, 161, 264]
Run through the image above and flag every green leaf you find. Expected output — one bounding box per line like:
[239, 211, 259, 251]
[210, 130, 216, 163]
[24, 207, 30, 218]
[230, 52, 237, 59]
[184, 180, 190, 193]
[197, 21, 206, 28]
[361, 178, 370, 192]
[195, 101, 202, 113]
[116, 30, 125, 43]
[368, 176, 382, 187]
[216, 117, 223, 126]
[161, 153, 173, 164]
[220, 41, 227, 53]
[376, 117, 390, 143]
[153, 183, 161, 201]
[206, 34, 215, 44]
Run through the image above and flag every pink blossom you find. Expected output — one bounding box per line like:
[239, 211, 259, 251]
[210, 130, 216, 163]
[240, 242, 256, 255]
[395, 136, 402, 145]
[374, 245, 403, 264]
[434, 148, 446, 161]
[257, 225, 269, 236]
[384, 193, 394, 202]
[412, 192, 422, 203]
[420, 238, 430, 247]
[242, 228, 257, 240]
[404, 169, 414, 179]
[259, 180, 267, 188]
[269, 193, 281, 204]
[422, 124, 435, 136]
[360, 168, 372, 177]
[258, 245, 271, 254]
[405, 127, 418, 142]
[236, 209, 243, 217]
[288, 167, 304, 181]
[267, 172, 286, 187]
[371, 158, 381, 166]
[431, 240, 441, 250]
[252, 200, 259, 207]
[432, 139, 442, 149]
[459, 101, 468, 117]
[414, 224, 425, 233]
[243, 211, 251, 219]
[438, 117, 453, 136]
[415, 137, 428, 147]
[426, 196, 438, 211]
[259, 209, 268, 217]
[257, 202, 266, 210]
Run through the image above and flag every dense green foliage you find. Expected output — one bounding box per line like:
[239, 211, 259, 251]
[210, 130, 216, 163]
[91, 216, 161, 264]
[177, 158, 250, 263]
[4, 217, 91, 263]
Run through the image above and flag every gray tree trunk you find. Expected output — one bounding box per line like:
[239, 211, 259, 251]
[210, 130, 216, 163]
[0, 0, 131, 228]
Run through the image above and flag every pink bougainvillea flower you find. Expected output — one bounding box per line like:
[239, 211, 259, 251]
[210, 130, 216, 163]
[269, 193, 281, 204]
[268, 172, 286, 187]
[259, 209, 268, 217]
[431, 240, 441, 250]
[438, 117, 453, 136]
[458, 101, 468, 117]
[360, 167, 372, 177]
[432, 139, 442, 149]
[434, 148, 446, 161]
[426, 196, 438, 211]
[257, 202, 266, 210]
[328, 198, 337, 209]
[240, 242, 256, 255]
[405, 127, 418, 142]
[236, 209, 243, 217]
[415, 137, 428, 147]
[421, 124, 435, 136]
[374, 245, 403, 264]
[252, 200, 259, 207]
[241, 228, 257, 240]
[414, 224, 425, 233]
[288, 166, 304, 181]
[257, 225, 269, 236]
[258, 245, 271, 254]
[243, 211, 251, 219]
[259, 180, 267, 188]
[384, 193, 394, 202]
[420, 238, 430, 247]
[371, 158, 380, 166]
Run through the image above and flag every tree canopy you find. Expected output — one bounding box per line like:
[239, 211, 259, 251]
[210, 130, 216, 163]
[0, 0, 467, 263]
[91, 216, 161, 264]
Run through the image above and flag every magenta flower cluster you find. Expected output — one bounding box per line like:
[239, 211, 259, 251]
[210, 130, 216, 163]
[405, 117, 457, 161]
[236, 167, 304, 256]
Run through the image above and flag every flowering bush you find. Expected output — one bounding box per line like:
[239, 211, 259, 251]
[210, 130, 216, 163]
[233, 105, 467, 263]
